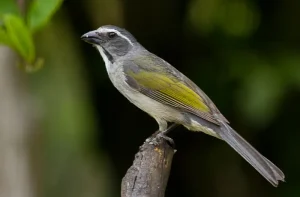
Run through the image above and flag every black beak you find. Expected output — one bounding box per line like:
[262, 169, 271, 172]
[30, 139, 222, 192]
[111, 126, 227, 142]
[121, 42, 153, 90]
[81, 30, 102, 45]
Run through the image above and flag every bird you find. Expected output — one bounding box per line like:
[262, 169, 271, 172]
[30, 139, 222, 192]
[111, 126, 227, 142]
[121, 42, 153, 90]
[81, 25, 285, 186]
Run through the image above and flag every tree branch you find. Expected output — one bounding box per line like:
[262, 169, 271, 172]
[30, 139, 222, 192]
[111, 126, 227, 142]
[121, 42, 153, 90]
[121, 135, 175, 197]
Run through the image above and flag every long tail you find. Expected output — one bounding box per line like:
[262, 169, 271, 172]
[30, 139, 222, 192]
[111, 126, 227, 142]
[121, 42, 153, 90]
[217, 122, 285, 186]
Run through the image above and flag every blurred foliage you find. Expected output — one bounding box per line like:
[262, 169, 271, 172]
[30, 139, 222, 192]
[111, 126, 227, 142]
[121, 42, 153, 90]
[31, 14, 114, 197]
[189, 0, 300, 127]
[189, 0, 259, 37]
[0, 0, 63, 72]
[1, 14, 35, 62]
[1, 0, 300, 197]
[27, 0, 63, 32]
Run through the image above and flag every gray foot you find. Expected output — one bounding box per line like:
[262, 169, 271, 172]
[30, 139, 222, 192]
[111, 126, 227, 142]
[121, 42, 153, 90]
[156, 132, 174, 145]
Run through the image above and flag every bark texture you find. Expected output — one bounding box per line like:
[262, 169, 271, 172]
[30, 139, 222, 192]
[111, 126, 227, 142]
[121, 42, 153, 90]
[121, 136, 175, 197]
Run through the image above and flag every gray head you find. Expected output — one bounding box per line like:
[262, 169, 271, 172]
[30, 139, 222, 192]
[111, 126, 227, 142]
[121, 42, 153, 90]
[81, 25, 139, 62]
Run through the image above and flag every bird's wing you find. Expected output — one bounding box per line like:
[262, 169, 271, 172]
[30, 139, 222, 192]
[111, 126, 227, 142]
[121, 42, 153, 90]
[123, 58, 221, 125]
[182, 72, 229, 123]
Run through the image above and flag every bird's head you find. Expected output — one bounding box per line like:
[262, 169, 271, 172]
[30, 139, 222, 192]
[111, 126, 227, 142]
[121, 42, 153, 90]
[81, 25, 139, 62]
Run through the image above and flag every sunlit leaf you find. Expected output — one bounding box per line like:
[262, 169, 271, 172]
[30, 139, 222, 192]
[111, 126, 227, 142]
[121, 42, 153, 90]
[27, 0, 63, 33]
[4, 14, 35, 63]
[0, 0, 19, 16]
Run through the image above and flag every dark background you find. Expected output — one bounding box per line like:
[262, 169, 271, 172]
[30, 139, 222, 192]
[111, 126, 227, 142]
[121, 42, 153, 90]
[2, 0, 300, 196]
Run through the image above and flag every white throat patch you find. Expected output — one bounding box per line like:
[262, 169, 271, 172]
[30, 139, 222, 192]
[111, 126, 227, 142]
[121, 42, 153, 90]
[97, 27, 134, 46]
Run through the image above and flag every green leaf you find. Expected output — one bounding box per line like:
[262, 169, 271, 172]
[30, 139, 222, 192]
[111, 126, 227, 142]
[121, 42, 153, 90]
[0, 28, 12, 46]
[27, 0, 63, 33]
[3, 14, 35, 63]
[0, 0, 19, 16]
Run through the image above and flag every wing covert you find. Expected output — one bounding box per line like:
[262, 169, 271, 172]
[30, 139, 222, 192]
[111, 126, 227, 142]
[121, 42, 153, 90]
[123, 60, 220, 125]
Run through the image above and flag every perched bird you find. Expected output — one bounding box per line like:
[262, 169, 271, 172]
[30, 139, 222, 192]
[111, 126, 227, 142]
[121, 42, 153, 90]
[81, 25, 285, 186]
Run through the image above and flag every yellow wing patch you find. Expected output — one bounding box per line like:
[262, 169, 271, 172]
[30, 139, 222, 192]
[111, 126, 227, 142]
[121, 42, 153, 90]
[128, 71, 210, 113]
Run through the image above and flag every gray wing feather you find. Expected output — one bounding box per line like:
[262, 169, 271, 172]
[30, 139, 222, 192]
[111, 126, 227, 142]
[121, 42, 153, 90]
[134, 53, 229, 123]
[123, 59, 220, 125]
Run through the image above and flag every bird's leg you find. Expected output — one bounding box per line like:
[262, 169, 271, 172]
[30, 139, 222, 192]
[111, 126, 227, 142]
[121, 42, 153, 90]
[162, 123, 180, 135]
[152, 123, 179, 146]
[156, 130, 175, 146]
[153, 123, 179, 136]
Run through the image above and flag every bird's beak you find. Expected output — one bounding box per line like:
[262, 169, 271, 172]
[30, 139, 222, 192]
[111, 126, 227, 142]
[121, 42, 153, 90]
[81, 30, 102, 45]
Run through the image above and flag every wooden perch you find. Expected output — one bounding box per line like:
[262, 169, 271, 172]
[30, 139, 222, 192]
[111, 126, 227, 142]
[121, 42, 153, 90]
[121, 134, 176, 197]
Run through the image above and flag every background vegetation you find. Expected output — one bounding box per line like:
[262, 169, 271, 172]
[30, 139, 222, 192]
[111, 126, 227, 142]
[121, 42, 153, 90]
[0, 0, 299, 196]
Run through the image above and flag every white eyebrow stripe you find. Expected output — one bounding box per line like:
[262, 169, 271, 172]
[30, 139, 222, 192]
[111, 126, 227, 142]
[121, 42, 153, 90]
[98, 28, 134, 46]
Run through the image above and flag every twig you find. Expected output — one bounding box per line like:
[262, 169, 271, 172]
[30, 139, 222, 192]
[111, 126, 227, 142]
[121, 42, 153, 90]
[121, 134, 176, 197]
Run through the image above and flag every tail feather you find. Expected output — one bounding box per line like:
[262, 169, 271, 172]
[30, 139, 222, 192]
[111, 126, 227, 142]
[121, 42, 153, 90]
[262, 155, 285, 181]
[217, 122, 285, 186]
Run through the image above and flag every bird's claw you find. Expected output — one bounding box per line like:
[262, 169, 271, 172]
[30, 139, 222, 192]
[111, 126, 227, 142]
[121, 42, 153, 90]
[147, 123, 178, 146]
[146, 132, 174, 146]
[156, 132, 174, 144]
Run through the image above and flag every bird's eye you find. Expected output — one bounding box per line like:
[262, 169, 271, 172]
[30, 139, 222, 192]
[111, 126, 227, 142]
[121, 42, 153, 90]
[108, 32, 116, 38]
